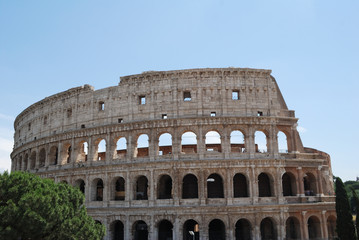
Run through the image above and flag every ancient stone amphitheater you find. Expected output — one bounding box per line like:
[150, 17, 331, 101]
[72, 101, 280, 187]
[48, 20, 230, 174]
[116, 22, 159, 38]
[11, 68, 336, 240]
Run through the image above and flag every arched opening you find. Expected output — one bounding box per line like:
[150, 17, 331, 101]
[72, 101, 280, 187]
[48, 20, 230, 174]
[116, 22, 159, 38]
[92, 178, 104, 201]
[278, 131, 288, 153]
[182, 174, 198, 199]
[258, 173, 272, 197]
[30, 151, 36, 169]
[282, 172, 297, 196]
[39, 148, 46, 167]
[230, 130, 245, 153]
[260, 217, 277, 240]
[96, 139, 106, 161]
[116, 137, 127, 158]
[111, 220, 124, 240]
[135, 176, 148, 200]
[207, 174, 224, 198]
[304, 173, 317, 196]
[158, 220, 173, 240]
[133, 220, 148, 240]
[48, 146, 58, 165]
[308, 216, 321, 239]
[181, 131, 197, 154]
[235, 219, 251, 240]
[74, 179, 85, 194]
[183, 219, 199, 240]
[233, 173, 248, 198]
[255, 131, 267, 153]
[158, 175, 172, 199]
[24, 153, 29, 170]
[205, 131, 222, 152]
[158, 133, 172, 155]
[208, 219, 226, 240]
[136, 134, 149, 157]
[114, 177, 125, 201]
[77, 141, 88, 162]
[327, 215, 337, 240]
[285, 217, 301, 240]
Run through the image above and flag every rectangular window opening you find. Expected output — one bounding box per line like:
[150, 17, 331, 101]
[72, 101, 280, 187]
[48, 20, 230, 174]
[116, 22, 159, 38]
[257, 111, 263, 116]
[210, 112, 216, 117]
[81, 124, 86, 129]
[162, 114, 167, 119]
[232, 90, 239, 100]
[118, 118, 123, 123]
[99, 102, 105, 111]
[183, 91, 192, 101]
[139, 96, 146, 105]
[67, 109, 72, 118]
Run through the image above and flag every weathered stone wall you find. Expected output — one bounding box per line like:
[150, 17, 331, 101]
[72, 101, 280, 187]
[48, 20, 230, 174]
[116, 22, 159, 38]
[11, 68, 336, 240]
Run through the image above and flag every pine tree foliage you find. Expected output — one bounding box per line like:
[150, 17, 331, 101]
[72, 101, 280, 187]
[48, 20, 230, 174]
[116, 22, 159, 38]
[0, 171, 105, 240]
[335, 177, 356, 240]
[352, 188, 359, 239]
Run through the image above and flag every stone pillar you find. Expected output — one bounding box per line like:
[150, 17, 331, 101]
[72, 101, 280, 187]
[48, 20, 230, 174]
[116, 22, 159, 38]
[85, 175, 90, 204]
[125, 215, 130, 240]
[200, 171, 206, 206]
[149, 170, 154, 206]
[248, 127, 255, 158]
[105, 133, 113, 162]
[70, 137, 75, 163]
[317, 167, 324, 197]
[172, 133, 181, 160]
[297, 167, 304, 197]
[149, 130, 156, 161]
[222, 131, 230, 159]
[198, 127, 205, 159]
[226, 168, 233, 205]
[301, 211, 308, 240]
[321, 210, 328, 239]
[251, 165, 258, 203]
[87, 137, 94, 162]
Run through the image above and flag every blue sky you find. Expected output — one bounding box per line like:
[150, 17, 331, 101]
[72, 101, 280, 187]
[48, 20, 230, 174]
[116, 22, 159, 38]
[0, 0, 358, 181]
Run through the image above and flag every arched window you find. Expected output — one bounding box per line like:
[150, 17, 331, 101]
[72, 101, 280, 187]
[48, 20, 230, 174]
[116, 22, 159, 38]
[258, 173, 272, 197]
[116, 137, 127, 158]
[39, 148, 46, 167]
[136, 134, 149, 157]
[230, 130, 245, 153]
[260, 218, 277, 240]
[207, 174, 224, 198]
[30, 151, 36, 169]
[77, 141, 88, 162]
[158, 220, 173, 240]
[135, 176, 148, 200]
[308, 216, 321, 239]
[304, 173, 317, 196]
[282, 172, 296, 196]
[182, 174, 198, 199]
[158, 133, 172, 155]
[48, 146, 58, 165]
[158, 175, 172, 199]
[181, 131, 197, 154]
[133, 220, 148, 240]
[233, 173, 248, 198]
[96, 139, 106, 161]
[209, 219, 226, 240]
[278, 131, 288, 153]
[114, 177, 125, 201]
[205, 131, 221, 152]
[327, 215, 337, 240]
[285, 217, 301, 240]
[183, 219, 199, 240]
[235, 219, 251, 240]
[111, 220, 124, 240]
[255, 131, 267, 153]
[92, 179, 104, 201]
[74, 179, 85, 194]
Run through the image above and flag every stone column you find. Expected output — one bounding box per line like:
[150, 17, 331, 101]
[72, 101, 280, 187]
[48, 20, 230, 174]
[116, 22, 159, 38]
[247, 127, 255, 158]
[317, 167, 324, 197]
[321, 210, 328, 239]
[301, 211, 308, 240]
[149, 129, 156, 161]
[297, 167, 304, 197]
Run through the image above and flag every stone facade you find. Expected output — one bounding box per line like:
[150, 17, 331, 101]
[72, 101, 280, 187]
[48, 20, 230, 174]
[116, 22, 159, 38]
[11, 68, 336, 240]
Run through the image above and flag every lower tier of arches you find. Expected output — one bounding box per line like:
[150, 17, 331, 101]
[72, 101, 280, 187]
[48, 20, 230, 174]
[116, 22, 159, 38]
[89, 207, 337, 240]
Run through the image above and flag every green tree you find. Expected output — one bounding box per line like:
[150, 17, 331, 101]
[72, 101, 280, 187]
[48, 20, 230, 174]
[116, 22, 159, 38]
[0, 171, 105, 240]
[335, 177, 356, 240]
[352, 189, 359, 239]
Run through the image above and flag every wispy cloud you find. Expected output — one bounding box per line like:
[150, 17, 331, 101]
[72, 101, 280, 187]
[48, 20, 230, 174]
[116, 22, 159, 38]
[297, 126, 307, 133]
[0, 113, 15, 121]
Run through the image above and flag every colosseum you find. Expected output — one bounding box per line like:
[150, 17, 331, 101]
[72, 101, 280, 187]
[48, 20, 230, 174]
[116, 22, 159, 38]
[11, 67, 336, 240]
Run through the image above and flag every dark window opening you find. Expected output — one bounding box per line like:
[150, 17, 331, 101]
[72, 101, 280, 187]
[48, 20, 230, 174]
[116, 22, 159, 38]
[258, 173, 272, 197]
[162, 114, 167, 119]
[158, 175, 172, 199]
[235, 219, 251, 240]
[112, 220, 124, 240]
[136, 176, 148, 200]
[158, 220, 173, 240]
[118, 118, 123, 123]
[44, 116, 47, 125]
[183, 220, 199, 240]
[133, 221, 148, 240]
[257, 111, 263, 116]
[183, 91, 192, 101]
[233, 173, 248, 198]
[115, 177, 125, 201]
[67, 109, 72, 118]
[99, 101, 105, 111]
[207, 174, 224, 198]
[81, 124, 85, 129]
[182, 174, 198, 199]
[210, 112, 216, 117]
[260, 218, 276, 240]
[95, 179, 104, 201]
[209, 219, 226, 240]
[28, 123, 31, 131]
